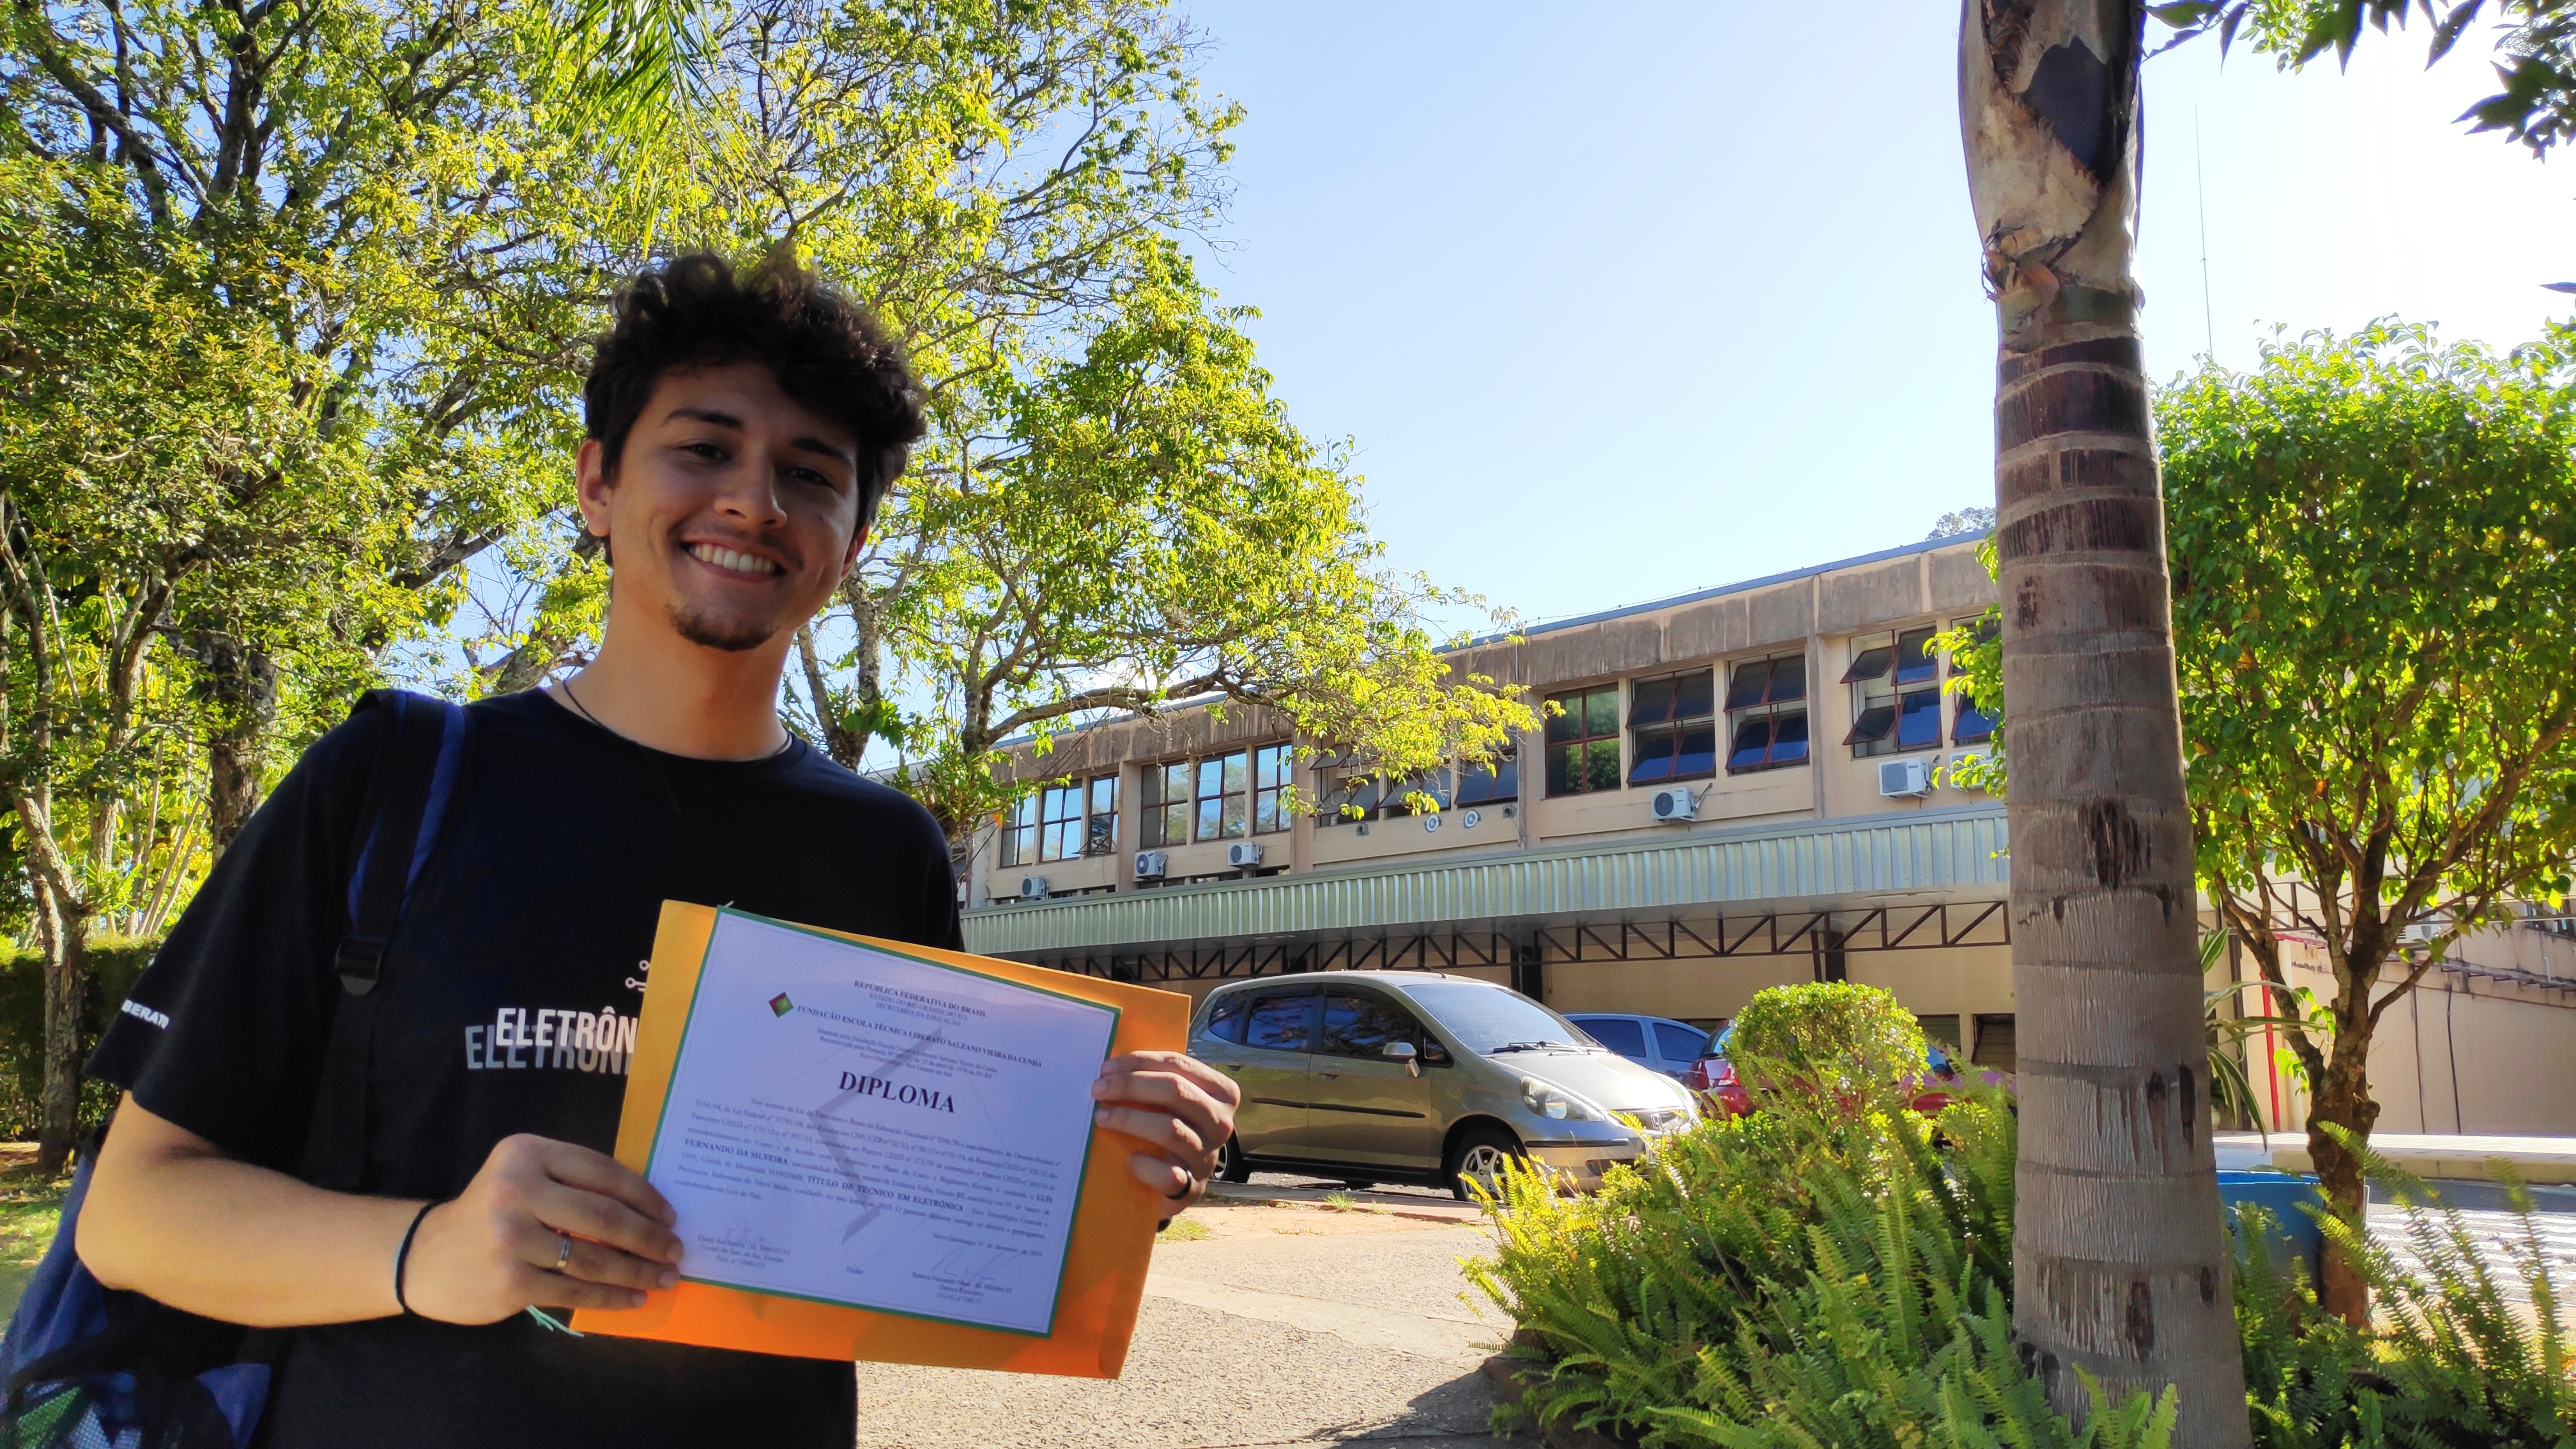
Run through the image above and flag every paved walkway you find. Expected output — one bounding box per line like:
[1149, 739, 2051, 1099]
[852, 1193, 1531, 1448]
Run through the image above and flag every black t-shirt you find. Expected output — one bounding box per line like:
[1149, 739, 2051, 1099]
[89, 690, 962, 1449]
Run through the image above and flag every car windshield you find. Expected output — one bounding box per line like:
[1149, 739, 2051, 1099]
[1402, 983, 1594, 1055]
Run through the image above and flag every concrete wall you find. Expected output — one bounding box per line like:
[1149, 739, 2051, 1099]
[1534, 944, 2014, 1034]
[2223, 933, 2576, 1137]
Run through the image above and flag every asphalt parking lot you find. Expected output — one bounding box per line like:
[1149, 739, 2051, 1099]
[852, 1177, 1530, 1449]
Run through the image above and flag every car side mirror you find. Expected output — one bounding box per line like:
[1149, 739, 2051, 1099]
[1381, 1040, 1420, 1077]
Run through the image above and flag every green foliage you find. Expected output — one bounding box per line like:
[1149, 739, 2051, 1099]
[2150, 2, 2576, 158]
[2235, 1142, 2576, 1447]
[1932, 322, 2576, 1283]
[0, 939, 154, 1142]
[880, 251, 1529, 832]
[1465, 1085, 2174, 1448]
[1929, 538, 2005, 797]
[1726, 982, 1929, 1107]
[2164, 325, 2576, 1176]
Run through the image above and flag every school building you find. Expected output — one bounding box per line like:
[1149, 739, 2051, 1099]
[957, 535, 2576, 1136]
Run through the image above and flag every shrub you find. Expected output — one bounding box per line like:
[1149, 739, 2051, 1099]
[1727, 981, 1928, 1107]
[0, 937, 159, 1142]
[1465, 1082, 2172, 1447]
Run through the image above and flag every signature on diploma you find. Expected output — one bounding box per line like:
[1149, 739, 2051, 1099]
[924, 1241, 1036, 1294]
[703, 1220, 792, 1270]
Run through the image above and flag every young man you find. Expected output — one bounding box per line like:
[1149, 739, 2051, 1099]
[74, 253, 1239, 1446]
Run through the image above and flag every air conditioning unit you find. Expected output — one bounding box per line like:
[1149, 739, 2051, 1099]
[2396, 921, 2445, 946]
[1016, 876, 1050, 901]
[1650, 787, 1697, 822]
[1227, 841, 1266, 868]
[1133, 850, 1168, 879]
[1878, 758, 1931, 799]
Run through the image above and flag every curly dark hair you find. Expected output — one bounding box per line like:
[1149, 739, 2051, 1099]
[583, 250, 926, 530]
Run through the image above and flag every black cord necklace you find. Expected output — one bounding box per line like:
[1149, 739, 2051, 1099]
[555, 677, 795, 760]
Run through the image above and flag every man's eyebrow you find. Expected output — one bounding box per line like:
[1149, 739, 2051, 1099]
[663, 406, 744, 429]
[788, 436, 858, 469]
[663, 408, 855, 470]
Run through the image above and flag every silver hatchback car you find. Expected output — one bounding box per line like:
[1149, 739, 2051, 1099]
[1190, 972, 1699, 1199]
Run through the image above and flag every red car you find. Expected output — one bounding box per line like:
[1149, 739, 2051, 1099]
[1683, 1029, 1999, 1117]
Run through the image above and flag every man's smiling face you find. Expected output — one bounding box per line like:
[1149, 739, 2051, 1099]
[576, 360, 868, 655]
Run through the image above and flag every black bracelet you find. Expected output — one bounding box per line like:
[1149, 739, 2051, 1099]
[393, 1199, 440, 1316]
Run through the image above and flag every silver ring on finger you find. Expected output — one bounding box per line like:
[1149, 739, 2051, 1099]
[553, 1232, 573, 1273]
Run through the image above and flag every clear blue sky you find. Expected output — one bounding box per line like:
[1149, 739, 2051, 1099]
[1174, 3, 2575, 634]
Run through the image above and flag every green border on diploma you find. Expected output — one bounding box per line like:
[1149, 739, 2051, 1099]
[641, 905, 1123, 1339]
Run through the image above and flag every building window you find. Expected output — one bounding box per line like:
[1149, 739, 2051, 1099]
[999, 792, 1039, 867]
[1317, 769, 1382, 826]
[1036, 775, 1117, 862]
[1143, 761, 1191, 848]
[1949, 615, 1998, 744]
[1724, 653, 1809, 773]
[1037, 783, 1082, 862]
[1627, 669, 1716, 785]
[1544, 684, 1621, 796]
[1086, 774, 1119, 854]
[1252, 744, 1293, 834]
[1379, 766, 1454, 817]
[1195, 750, 1249, 841]
[1455, 749, 1518, 806]
[1844, 627, 1940, 758]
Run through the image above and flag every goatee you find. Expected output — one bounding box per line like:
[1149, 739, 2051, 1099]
[668, 604, 776, 653]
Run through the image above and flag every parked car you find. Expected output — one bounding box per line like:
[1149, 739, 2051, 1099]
[1682, 1023, 1751, 1116]
[1680, 1026, 1985, 1117]
[1562, 1013, 1719, 1082]
[1190, 972, 1701, 1200]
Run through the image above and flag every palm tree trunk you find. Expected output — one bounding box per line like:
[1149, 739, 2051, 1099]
[1961, 4, 2251, 1443]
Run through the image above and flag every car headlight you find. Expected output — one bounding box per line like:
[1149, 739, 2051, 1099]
[1519, 1077, 1603, 1122]
[1618, 1107, 1692, 1134]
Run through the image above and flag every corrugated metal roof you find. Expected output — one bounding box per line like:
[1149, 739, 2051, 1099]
[963, 806, 2009, 955]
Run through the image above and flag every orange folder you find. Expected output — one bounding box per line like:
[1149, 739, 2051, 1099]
[569, 900, 1189, 1376]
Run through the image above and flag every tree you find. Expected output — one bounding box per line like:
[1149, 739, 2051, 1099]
[841, 256, 1529, 838]
[472, 0, 1245, 716]
[0, 157, 378, 1170]
[2150, 1, 2576, 157]
[1959, 5, 2253, 1443]
[1, 0, 645, 1168]
[4, 0, 652, 831]
[2162, 321, 2576, 1324]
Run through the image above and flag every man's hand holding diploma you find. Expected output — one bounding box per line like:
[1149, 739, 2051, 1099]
[1091, 1051, 1241, 1216]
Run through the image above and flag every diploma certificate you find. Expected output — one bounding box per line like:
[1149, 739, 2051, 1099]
[643, 908, 1120, 1336]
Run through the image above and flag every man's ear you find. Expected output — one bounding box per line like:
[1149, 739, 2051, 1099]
[574, 438, 615, 544]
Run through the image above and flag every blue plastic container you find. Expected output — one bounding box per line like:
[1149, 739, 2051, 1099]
[2218, 1169, 2325, 1282]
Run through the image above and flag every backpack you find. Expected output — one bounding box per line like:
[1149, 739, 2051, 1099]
[0, 690, 470, 1449]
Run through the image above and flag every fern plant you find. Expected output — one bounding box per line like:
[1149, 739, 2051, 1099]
[1464, 1075, 2170, 1448]
[2235, 1135, 2575, 1448]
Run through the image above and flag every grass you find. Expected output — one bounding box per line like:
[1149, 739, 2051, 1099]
[1317, 1192, 1381, 1214]
[1154, 1217, 1211, 1243]
[0, 1153, 66, 1319]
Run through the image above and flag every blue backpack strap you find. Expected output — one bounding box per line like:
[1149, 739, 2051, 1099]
[300, 690, 469, 1192]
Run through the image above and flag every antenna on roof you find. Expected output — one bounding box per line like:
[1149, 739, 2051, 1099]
[2195, 107, 2216, 364]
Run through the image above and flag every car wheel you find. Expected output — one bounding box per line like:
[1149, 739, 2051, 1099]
[1447, 1123, 1524, 1202]
[1215, 1135, 1251, 1184]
